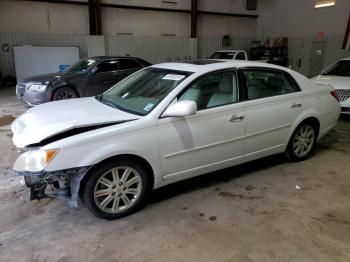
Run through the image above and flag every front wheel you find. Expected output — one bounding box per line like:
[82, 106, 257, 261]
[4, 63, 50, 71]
[52, 86, 78, 101]
[83, 160, 151, 219]
[285, 123, 317, 161]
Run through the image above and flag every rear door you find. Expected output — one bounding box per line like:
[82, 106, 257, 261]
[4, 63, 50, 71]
[239, 68, 302, 157]
[118, 58, 143, 79]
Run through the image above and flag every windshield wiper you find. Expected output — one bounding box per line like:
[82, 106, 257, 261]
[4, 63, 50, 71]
[95, 95, 121, 110]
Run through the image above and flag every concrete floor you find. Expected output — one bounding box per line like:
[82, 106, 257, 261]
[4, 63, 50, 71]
[0, 86, 349, 262]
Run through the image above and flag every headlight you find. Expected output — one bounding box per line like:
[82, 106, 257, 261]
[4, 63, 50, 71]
[13, 149, 59, 172]
[28, 84, 47, 92]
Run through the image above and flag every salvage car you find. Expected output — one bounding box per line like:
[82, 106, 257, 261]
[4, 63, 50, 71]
[15, 56, 151, 106]
[12, 60, 340, 219]
[312, 57, 350, 114]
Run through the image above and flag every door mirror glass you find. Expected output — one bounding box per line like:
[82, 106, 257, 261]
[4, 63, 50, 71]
[91, 66, 98, 74]
[162, 100, 197, 117]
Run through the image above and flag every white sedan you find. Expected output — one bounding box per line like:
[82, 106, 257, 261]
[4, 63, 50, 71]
[11, 60, 340, 219]
[312, 57, 350, 114]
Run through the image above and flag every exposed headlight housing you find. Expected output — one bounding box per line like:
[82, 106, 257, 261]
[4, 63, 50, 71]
[13, 149, 59, 172]
[28, 84, 47, 92]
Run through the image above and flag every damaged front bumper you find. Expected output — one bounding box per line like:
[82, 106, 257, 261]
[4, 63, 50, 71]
[13, 166, 90, 208]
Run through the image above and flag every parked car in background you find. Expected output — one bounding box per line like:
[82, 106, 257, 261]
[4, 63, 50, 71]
[312, 57, 350, 114]
[12, 60, 340, 219]
[15, 56, 151, 106]
[209, 50, 248, 60]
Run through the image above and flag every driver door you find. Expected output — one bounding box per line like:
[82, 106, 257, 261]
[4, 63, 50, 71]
[158, 70, 246, 182]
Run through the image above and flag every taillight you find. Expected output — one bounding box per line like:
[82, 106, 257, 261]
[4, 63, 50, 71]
[330, 90, 339, 102]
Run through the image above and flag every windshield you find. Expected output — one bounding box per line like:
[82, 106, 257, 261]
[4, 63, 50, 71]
[210, 52, 236, 59]
[65, 58, 97, 74]
[322, 60, 350, 77]
[99, 68, 192, 115]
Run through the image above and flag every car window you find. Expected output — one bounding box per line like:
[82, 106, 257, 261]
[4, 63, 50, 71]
[178, 71, 238, 110]
[119, 59, 138, 70]
[283, 72, 301, 93]
[242, 69, 299, 100]
[65, 58, 97, 74]
[209, 52, 236, 59]
[96, 60, 119, 73]
[101, 68, 192, 116]
[235, 52, 245, 60]
[322, 60, 350, 76]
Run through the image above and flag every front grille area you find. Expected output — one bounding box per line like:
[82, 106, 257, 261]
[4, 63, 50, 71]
[336, 89, 350, 102]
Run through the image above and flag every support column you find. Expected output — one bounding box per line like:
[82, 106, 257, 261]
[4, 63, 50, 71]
[88, 0, 102, 35]
[96, 0, 102, 35]
[191, 0, 198, 38]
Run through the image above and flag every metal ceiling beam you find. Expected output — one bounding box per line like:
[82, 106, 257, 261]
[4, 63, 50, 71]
[22, 0, 258, 18]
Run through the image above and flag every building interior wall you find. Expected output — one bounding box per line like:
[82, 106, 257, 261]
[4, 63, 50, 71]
[0, 0, 349, 77]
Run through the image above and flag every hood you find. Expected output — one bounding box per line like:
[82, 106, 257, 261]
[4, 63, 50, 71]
[312, 75, 350, 90]
[21, 72, 67, 84]
[11, 97, 139, 148]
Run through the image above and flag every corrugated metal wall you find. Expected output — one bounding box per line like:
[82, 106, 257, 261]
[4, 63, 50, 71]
[105, 36, 197, 64]
[1, 32, 350, 79]
[287, 37, 313, 76]
[197, 38, 254, 59]
[0, 32, 87, 76]
[87, 35, 105, 57]
[325, 35, 350, 67]
[288, 35, 350, 76]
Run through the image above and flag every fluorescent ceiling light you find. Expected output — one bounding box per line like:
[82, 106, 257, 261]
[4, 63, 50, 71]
[314, 1, 335, 8]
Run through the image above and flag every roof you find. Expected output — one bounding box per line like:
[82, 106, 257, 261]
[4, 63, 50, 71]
[87, 56, 143, 60]
[151, 60, 290, 73]
[214, 50, 246, 53]
[340, 57, 350, 61]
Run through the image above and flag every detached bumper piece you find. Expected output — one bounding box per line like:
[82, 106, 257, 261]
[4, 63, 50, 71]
[13, 166, 90, 208]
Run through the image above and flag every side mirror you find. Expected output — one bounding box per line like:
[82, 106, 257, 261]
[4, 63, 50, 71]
[162, 100, 197, 118]
[91, 66, 98, 74]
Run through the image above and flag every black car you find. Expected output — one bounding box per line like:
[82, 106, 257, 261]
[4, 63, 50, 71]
[16, 56, 151, 106]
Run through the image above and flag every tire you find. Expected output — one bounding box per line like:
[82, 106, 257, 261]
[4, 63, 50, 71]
[83, 160, 151, 219]
[285, 122, 317, 162]
[52, 86, 78, 101]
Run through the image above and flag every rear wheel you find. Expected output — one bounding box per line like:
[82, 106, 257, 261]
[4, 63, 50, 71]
[83, 160, 151, 219]
[286, 123, 317, 161]
[52, 86, 78, 101]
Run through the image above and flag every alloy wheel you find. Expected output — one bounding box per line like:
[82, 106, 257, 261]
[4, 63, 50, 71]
[93, 166, 142, 214]
[56, 90, 74, 100]
[292, 125, 315, 158]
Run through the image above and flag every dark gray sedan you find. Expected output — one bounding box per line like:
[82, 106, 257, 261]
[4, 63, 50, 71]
[16, 56, 151, 106]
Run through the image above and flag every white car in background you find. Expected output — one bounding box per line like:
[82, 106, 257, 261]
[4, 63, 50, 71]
[209, 50, 248, 60]
[312, 57, 350, 114]
[11, 59, 340, 219]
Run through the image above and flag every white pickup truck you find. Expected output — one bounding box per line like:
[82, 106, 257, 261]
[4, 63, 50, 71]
[209, 50, 248, 60]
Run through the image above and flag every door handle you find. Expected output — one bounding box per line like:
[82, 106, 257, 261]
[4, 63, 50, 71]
[291, 102, 302, 108]
[230, 114, 244, 122]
